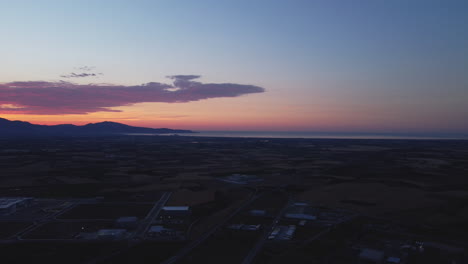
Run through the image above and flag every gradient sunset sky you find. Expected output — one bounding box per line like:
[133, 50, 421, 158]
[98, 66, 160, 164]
[1, 0, 467, 134]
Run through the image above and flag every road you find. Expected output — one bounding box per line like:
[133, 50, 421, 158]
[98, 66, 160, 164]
[81, 192, 172, 264]
[161, 192, 261, 264]
[241, 196, 292, 264]
[133, 191, 172, 239]
[12, 200, 79, 240]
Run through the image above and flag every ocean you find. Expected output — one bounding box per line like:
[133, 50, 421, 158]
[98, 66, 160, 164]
[129, 131, 468, 140]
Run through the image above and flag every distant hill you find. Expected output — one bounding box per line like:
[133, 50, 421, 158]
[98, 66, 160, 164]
[0, 118, 194, 137]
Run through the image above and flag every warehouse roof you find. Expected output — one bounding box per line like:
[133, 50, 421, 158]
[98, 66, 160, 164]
[162, 206, 190, 211]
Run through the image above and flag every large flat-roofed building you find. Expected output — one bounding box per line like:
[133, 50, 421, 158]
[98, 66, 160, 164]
[0, 197, 33, 215]
[285, 213, 317, 220]
[148, 225, 175, 236]
[115, 216, 138, 229]
[97, 229, 126, 240]
[147, 225, 185, 240]
[157, 206, 191, 224]
[162, 206, 190, 211]
[284, 203, 316, 220]
[161, 206, 191, 216]
[268, 225, 296, 240]
[220, 174, 263, 185]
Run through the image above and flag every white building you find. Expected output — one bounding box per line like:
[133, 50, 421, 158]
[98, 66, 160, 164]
[268, 225, 296, 240]
[162, 206, 190, 211]
[227, 224, 261, 231]
[285, 213, 317, 220]
[147, 225, 184, 240]
[161, 206, 191, 217]
[97, 229, 126, 240]
[115, 216, 138, 229]
[148, 225, 174, 236]
[268, 227, 281, 240]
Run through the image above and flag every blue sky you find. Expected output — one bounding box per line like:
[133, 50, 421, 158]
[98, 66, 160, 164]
[1, 0, 467, 133]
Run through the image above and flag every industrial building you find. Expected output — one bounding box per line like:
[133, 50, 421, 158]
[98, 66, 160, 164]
[358, 248, 385, 264]
[147, 225, 184, 240]
[0, 197, 33, 215]
[220, 174, 263, 184]
[162, 206, 190, 213]
[115, 216, 138, 229]
[386, 256, 401, 263]
[148, 225, 174, 236]
[268, 225, 296, 240]
[97, 229, 126, 240]
[285, 213, 317, 220]
[155, 206, 191, 225]
[227, 224, 261, 231]
[160, 206, 191, 219]
[284, 203, 317, 220]
[249, 209, 267, 217]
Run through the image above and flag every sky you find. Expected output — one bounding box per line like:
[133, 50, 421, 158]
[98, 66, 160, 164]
[1, 0, 467, 134]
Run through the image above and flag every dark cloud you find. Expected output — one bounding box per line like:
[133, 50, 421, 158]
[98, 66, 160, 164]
[0, 75, 265, 115]
[166, 75, 202, 89]
[60, 72, 101, 78]
[167, 75, 200, 81]
[61, 66, 102, 78]
[77, 66, 95, 71]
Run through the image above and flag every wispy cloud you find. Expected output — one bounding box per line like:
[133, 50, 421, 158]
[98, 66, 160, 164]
[60, 72, 102, 78]
[60, 66, 103, 78]
[76, 66, 95, 71]
[0, 75, 265, 115]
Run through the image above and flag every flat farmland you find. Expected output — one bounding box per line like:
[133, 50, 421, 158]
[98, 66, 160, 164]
[23, 221, 114, 239]
[181, 229, 261, 264]
[0, 242, 122, 264]
[0, 222, 32, 239]
[57, 203, 153, 220]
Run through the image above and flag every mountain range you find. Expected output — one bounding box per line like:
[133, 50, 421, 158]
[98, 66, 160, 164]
[0, 118, 194, 137]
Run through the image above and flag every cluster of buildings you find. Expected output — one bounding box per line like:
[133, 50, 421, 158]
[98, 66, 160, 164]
[147, 225, 184, 239]
[96, 229, 127, 240]
[227, 224, 261, 231]
[149, 206, 191, 240]
[284, 202, 317, 221]
[225, 202, 353, 242]
[352, 222, 466, 264]
[268, 225, 296, 241]
[155, 206, 191, 225]
[220, 174, 263, 185]
[86, 206, 192, 241]
[284, 202, 354, 225]
[78, 216, 140, 240]
[0, 195, 192, 242]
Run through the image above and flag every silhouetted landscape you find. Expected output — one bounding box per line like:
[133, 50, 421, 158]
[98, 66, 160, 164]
[0, 118, 194, 137]
[0, 133, 467, 263]
[2, 1, 468, 263]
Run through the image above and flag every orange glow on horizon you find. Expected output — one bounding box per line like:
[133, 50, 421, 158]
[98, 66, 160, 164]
[2, 96, 466, 133]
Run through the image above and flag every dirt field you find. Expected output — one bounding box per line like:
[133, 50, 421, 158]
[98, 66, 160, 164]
[57, 203, 153, 220]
